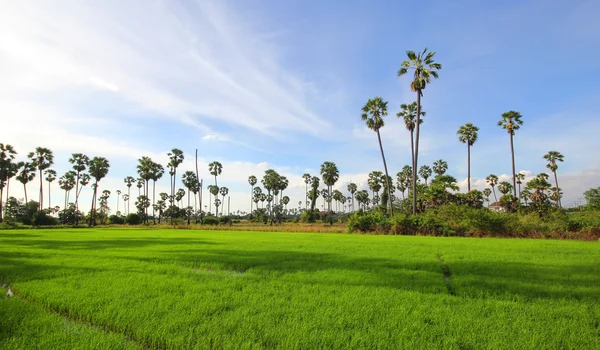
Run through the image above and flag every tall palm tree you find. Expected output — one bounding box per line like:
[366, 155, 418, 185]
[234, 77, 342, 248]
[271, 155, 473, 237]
[59, 171, 76, 208]
[219, 187, 229, 216]
[209, 161, 223, 216]
[320, 161, 339, 222]
[498, 181, 513, 196]
[167, 149, 184, 209]
[397, 101, 425, 176]
[398, 48, 442, 214]
[16, 162, 36, 204]
[432, 159, 448, 177]
[68, 153, 89, 212]
[182, 171, 198, 224]
[347, 182, 357, 211]
[116, 190, 122, 214]
[248, 175, 257, 214]
[44, 169, 57, 210]
[498, 111, 523, 197]
[137, 156, 154, 220]
[482, 188, 492, 207]
[123, 176, 135, 215]
[419, 165, 432, 185]
[361, 97, 393, 214]
[88, 157, 110, 226]
[544, 151, 564, 207]
[368, 171, 383, 203]
[457, 123, 479, 192]
[486, 174, 499, 203]
[28, 147, 54, 210]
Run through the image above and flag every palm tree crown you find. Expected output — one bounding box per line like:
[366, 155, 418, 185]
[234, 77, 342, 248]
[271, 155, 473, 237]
[457, 123, 479, 146]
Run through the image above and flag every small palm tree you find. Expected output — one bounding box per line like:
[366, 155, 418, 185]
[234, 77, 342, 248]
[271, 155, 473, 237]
[16, 162, 36, 204]
[515, 172, 526, 202]
[219, 186, 229, 216]
[543, 151, 564, 207]
[361, 97, 393, 214]
[397, 101, 425, 177]
[498, 181, 513, 195]
[68, 153, 89, 212]
[457, 123, 479, 191]
[28, 147, 54, 210]
[486, 174, 499, 203]
[88, 157, 110, 226]
[419, 165, 432, 185]
[483, 188, 492, 207]
[167, 149, 184, 209]
[182, 171, 199, 224]
[116, 190, 122, 214]
[123, 176, 135, 215]
[44, 169, 57, 210]
[248, 175, 257, 213]
[498, 111, 523, 196]
[302, 173, 311, 210]
[347, 182, 357, 211]
[398, 48, 442, 214]
[320, 161, 339, 222]
[433, 159, 448, 177]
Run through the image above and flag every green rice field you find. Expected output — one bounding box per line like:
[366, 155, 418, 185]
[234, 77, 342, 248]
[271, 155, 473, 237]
[1, 228, 599, 349]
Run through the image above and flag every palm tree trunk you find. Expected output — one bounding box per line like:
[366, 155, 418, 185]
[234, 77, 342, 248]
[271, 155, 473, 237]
[413, 92, 422, 215]
[553, 170, 561, 207]
[89, 183, 97, 226]
[492, 187, 498, 203]
[0, 188, 3, 222]
[75, 172, 80, 212]
[376, 130, 393, 215]
[64, 190, 67, 209]
[467, 144, 471, 192]
[23, 184, 28, 204]
[48, 180, 51, 210]
[152, 181, 156, 224]
[250, 186, 253, 215]
[187, 190, 191, 225]
[510, 133, 517, 197]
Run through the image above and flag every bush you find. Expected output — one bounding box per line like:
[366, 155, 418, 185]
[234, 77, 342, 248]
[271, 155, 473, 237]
[346, 210, 390, 233]
[218, 216, 231, 225]
[202, 216, 219, 225]
[125, 213, 142, 225]
[109, 215, 125, 225]
[32, 211, 58, 226]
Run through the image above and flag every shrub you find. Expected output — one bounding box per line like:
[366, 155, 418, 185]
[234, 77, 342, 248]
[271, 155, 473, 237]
[109, 215, 125, 225]
[125, 213, 142, 225]
[32, 211, 58, 226]
[202, 216, 219, 225]
[346, 210, 389, 233]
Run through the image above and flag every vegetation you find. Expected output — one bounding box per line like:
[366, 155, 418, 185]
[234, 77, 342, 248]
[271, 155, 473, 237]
[1, 228, 598, 348]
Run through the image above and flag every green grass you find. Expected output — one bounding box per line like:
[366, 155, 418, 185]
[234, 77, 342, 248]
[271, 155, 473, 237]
[1, 229, 599, 349]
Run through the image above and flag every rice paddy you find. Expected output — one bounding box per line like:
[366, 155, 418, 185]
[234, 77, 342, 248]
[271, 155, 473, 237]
[1, 228, 599, 349]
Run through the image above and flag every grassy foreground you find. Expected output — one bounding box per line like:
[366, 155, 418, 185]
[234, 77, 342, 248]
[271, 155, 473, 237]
[1, 229, 599, 349]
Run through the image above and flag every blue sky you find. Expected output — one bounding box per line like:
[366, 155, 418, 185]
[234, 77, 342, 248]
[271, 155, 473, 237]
[1, 0, 599, 211]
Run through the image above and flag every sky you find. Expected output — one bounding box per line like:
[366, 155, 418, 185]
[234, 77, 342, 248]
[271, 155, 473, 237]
[1, 0, 599, 213]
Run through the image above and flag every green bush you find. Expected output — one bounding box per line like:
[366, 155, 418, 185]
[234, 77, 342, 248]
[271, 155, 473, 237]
[346, 210, 389, 233]
[32, 211, 58, 226]
[219, 216, 231, 225]
[109, 215, 125, 225]
[125, 213, 142, 225]
[202, 216, 219, 225]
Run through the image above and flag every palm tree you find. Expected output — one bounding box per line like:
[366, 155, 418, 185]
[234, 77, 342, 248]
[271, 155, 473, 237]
[88, 157, 110, 226]
[209, 185, 219, 216]
[248, 175, 257, 214]
[433, 159, 448, 177]
[368, 171, 383, 204]
[68, 153, 89, 212]
[16, 162, 36, 204]
[361, 97, 393, 214]
[209, 161, 223, 216]
[320, 162, 339, 221]
[150, 162, 164, 223]
[486, 174, 499, 203]
[498, 181, 513, 196]
[302, 173, 311, 210]
[544, 151, 564, 207]
[498, 111, 523, 197]
[182, 171, 198, 224]
[176, 188, 186, 208]
[136, 178, 143, 197]
[347, 182, 357, 211]
[396, 172, 407, 199]
[457, 123, 479, 192]
[28, 147, 54, 210]
[482, 188, 492, 207]
[44, 169, 57, 210]
[123, 176, 135, 215]
[515, 172, 525, 202]
[0, 144, 17, 222]
[398, 48, 442, 214]
[419, 165, 432, 185]
[167, 149, 184, 210]
[59, 171, 76, 208]
[116, 190, 122, 214]
[281, 195, 290, 210]
[137, 156, 154, 219]
[397, 101, 425, 177]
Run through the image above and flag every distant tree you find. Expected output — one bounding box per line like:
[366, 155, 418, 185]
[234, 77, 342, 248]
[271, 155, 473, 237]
[432, 159, 448, 176]
[59, 171, 76, 209]
[150, 162, 164, 224]
[281, 195, 290, 210]
[397, 101, 425, 180]
[498, 181, 513, 196]
[515, 172, 526, 202]
[320, 161, 339, 222]
[482, 188, 492, 207]
[361, 97, 393, 214]
[248, 175, 257, 214]
[544, 151, 564, 207]
[182, 171, 199, 224]
[176, 188, 186, 209]
[28, 147, 54, 210]
[584, 186, 600, 210]
[219, 186, 229, 216]
[457, 123, 479, 191]
[525, 173, 552, 216]
[123, 176, 136, 215]
[486, 174, 499, 203]
[167, 149, 184, 212]
[16, 162, 36, 204]
[398, 48, 442, 214]
[498, 111, 523, 196]
[0, 143, 17, 222]
[368, 171, 383, 204]
[309, 176, 320, 211]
